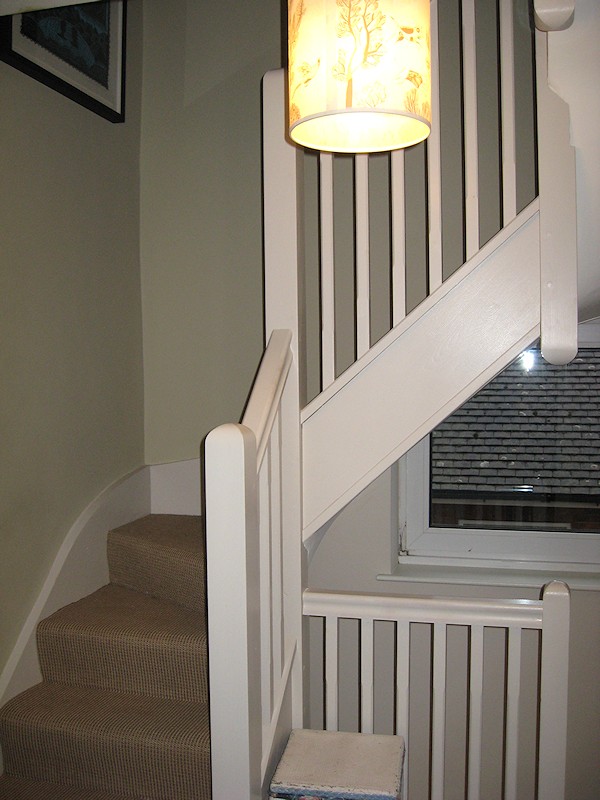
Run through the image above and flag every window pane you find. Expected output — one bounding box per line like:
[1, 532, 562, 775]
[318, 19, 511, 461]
[430, 347, 600, 533]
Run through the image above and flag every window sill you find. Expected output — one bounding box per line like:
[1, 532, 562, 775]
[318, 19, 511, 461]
[377, 561, 600, 591]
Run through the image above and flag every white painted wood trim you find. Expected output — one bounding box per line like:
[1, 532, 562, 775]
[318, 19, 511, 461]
[536, 31, 578, 365]
[205, 423, 262, 800]
[263, 68, 306, 739]
[302, 201, 539, 422]
[0, 467, 151, 708]
[302, 210, 541, 538]
[428, 0, 443, 291]
[534, 0, 575, 31]
[500, 0, 518, 225]
[304, 590, 544, 629]
[242, 329, 292, 468]
[462, 0, 480, 260]
[396, 621, 410, 799]
[320, 153, 336, 388]
[467, 626, 484, 800]
[0, 0, 99, 14]
[262, 69, 303, 359]
[259, 460, 273, 734]
[390, 150, 407, 326]
[304, 585, 569, 800]
[325, 615, 339, 731]
[260, 641, 297, 782]
[504, 628, 522, 800]
[355, 154, 370, 358]
[360, 618, 374, 733]
[431, 623, 447, 800]
[537, 581, 570, 800]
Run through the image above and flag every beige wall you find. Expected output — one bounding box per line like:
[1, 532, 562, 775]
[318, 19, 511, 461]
[0, 2, 144, 676]
[140, 0, 283, 464]
[308, 471, 600, 800]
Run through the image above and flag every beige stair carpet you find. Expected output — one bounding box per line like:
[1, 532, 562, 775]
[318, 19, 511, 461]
[0, 515, 210, 800]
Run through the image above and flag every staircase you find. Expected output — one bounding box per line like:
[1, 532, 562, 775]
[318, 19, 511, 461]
[0, 515, 210, 800]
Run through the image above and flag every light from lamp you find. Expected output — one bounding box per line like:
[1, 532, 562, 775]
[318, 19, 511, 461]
[288, 0, 431, 153]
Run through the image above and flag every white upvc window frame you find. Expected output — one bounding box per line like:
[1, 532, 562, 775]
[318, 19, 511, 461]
[399, 321, 600, 574]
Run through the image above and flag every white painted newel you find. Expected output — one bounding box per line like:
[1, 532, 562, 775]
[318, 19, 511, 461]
[535, 30, 578, 365]
[205, 422, 262, 800]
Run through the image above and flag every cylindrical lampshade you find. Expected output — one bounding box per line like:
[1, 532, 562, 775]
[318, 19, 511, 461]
[288, 0, 431, 153]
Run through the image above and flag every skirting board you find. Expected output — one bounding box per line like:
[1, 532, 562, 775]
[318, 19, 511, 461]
[0, 468, 152, 712]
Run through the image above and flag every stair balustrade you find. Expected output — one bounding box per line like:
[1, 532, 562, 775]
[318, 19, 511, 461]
[205, 329, 303, 800]
[205, 3, 578, 798]
[261, 0, 578, 541]
[304, 581, 570, 800]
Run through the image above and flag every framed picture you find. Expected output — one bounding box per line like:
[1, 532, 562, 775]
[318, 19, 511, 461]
[0, 1, 126, 122]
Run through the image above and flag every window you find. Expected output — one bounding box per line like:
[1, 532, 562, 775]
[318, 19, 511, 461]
[400, 327, 600, 572]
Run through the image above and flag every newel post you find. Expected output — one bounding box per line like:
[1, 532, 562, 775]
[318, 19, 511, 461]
[535, 17, 578, 365]
[205, 423, 262, 800]
[538, 580, 571, 800]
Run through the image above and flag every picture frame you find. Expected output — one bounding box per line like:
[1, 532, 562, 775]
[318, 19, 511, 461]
[0, 1, 126, 123]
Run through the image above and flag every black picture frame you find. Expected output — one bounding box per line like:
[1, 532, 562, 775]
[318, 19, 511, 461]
[0, 1, 126, 123]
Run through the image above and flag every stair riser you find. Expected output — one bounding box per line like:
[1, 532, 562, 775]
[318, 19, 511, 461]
[108, 538, 205, 611]
[37, 631, 208, 704]
[1, 724, 210, 800]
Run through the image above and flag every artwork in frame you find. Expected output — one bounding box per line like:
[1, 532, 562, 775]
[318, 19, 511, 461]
[0, 1, 126, 122]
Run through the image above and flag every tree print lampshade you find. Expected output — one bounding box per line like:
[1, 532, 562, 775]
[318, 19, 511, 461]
[288, 0, 431, 153]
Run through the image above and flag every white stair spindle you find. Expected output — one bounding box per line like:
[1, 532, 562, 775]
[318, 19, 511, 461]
[504, 628, 522, 800]
[390, 150, 407, 326]
[325, 615, 339, 731]
[500, 0, 518, 225]
[320, 153, 336, 388]
[467, 625, 484, 800]
[428, 0, 443, 291]
[270, 417, 283, 678]
[259, 456, 273, 728]
[462, 0, 480, 259]
[355, 155, 370, 357]
[431, 623, 447, 800]
[396, 621, 410, 799]
[360, 618, 374, 734]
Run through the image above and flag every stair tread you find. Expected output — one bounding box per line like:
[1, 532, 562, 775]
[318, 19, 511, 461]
[0, 775, 142, 800]
[0, 682, 210, 745]
[1, 683, 211, 799]
[38, 583, 206, 642]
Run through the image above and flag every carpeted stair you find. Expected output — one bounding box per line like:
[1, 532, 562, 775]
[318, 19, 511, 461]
[0, 515, 210, 800]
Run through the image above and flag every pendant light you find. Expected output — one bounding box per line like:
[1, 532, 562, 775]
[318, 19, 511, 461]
[288, 0, 431, 153]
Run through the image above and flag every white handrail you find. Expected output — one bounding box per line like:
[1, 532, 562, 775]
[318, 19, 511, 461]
[242, 329, 293, 468]
[304, 589, 544, 629]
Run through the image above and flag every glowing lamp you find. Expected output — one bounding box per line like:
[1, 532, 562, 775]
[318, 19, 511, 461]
[288, 0, 431, 153]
